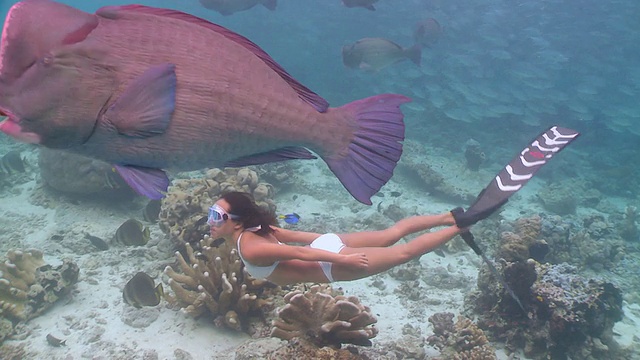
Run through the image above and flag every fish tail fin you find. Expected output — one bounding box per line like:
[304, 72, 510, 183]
[322, 94, 410, 205]
[404, 44, 422, 66]
[262, 0, 277, 11]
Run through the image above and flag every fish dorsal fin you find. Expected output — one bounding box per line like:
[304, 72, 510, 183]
[96, 5, 329, 113]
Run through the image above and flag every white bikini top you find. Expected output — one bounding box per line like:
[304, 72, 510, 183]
[237, 231, 281, 279]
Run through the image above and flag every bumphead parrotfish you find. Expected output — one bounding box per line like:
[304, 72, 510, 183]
[0, 0, 410, 204]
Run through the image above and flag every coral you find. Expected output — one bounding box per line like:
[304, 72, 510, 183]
[469, 261, 624, 359]
[158, 167, 276, 249]
[164, 234, 277, 333]
[399, 140, 474, 203]
[0, 250, 79, 344]
[497, 232, 529, 262]
[537, 181, 578, 215]
[619, 205, 639, 241]
[464, 139, 486, 171]
[271, 284, 378, 348]
[497, 216, 542, 262]
[427, 312, 497, 360]
[0, 249, 46, 321]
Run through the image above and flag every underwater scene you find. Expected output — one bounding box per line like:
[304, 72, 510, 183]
[0, 0, 639, 359]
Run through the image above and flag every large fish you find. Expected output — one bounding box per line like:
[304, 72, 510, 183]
[0, 0, 411, 205]
[342, 38, 422, 72]
[199, 0, 277, 16]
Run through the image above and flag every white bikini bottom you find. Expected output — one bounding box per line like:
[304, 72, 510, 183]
[309, 233, 346, 282]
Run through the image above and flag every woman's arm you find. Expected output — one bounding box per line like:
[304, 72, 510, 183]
[270, 226, 321, 245]
[241, 235, 363, 267]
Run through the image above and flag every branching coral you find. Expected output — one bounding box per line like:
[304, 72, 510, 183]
[427, 312, 496, 360]
[159, 167, 276, 249]
[271, 284, 378, 348]
[164, 234, 277, 332]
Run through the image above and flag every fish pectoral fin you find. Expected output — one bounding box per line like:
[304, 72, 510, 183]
[106, 64, 176, 138]
[113, 165, 169, 199]
[224, 146, 317, 167]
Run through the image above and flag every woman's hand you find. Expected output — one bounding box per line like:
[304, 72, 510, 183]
[340, 253, 369, 270]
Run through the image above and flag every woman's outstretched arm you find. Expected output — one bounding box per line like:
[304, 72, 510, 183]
[240, 235, 368, 270]
[270, 226, 322, 245]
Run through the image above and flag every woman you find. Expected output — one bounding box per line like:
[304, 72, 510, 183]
[209, 192, 479, 285]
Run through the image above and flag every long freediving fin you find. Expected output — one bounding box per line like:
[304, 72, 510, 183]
[458, 125, 580, 312]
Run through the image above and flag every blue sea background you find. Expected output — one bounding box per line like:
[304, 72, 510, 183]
[1, 0, 639, 358]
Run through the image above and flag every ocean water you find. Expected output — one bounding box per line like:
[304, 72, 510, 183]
[1, 0, 639, 359]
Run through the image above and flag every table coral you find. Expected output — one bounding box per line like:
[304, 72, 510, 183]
[164, 234, 277, 332]
[271, 284, 378, 348]
[159, 167, 276, 249]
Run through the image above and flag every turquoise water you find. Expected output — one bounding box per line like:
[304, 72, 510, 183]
[1, 0, 639, 359]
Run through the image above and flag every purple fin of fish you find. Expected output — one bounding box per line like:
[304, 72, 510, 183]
[96, 4, 329, 113]
[114, 165, 169, 200]
[105, 64, 176, 138]
[225, 146, 317, 167]
[324, 94, 409, 205]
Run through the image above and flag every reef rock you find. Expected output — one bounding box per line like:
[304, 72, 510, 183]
[271, 284, 378, 348]
[38, 148, 132, 197]
[159, 167, 276, 249]
[469, 261, 623, 359]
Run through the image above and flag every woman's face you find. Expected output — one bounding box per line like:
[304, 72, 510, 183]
[209, 199, 237, 238]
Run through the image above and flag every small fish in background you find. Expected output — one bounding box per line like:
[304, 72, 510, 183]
[85, 233, 109, 251]
[123, 272, 164, 308]
[389, 191, 402, 197]
[0, 150, 26, 174]
[199, 0, 276, 16]
[46, 333, 66, 347]
[342, 38, 422, 72]
[115, 219, 150, 246]
[413, 18, 442, 48]
[142, 199, 162, 223]
[342, 0, 379, 11]
[279, 213, 300, 225]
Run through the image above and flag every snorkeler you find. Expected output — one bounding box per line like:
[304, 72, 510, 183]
[208, 191, 490, 285]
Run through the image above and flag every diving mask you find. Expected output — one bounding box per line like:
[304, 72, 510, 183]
[208, 204, 240, 226]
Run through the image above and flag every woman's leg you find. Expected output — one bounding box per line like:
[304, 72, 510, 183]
[339, 212, 455, 248]
[332, 225, 461, 281]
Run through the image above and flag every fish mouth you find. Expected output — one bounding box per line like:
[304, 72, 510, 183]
[0, 107, 41, 144]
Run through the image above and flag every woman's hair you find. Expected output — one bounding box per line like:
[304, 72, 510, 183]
[219, 191, 277, 236]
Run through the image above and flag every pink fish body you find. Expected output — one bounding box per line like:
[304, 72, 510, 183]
[199, 0, 277, 16]
[0, 0, 410, 204]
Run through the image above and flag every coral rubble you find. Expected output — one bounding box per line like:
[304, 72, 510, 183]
[0, 249, 79, 344]
[164, 234, 277, 333]
[159, 167, 276, 249]
[271, 284, 378, 348]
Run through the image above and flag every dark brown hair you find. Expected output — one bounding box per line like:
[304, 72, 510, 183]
[219, 191, 277, 236]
